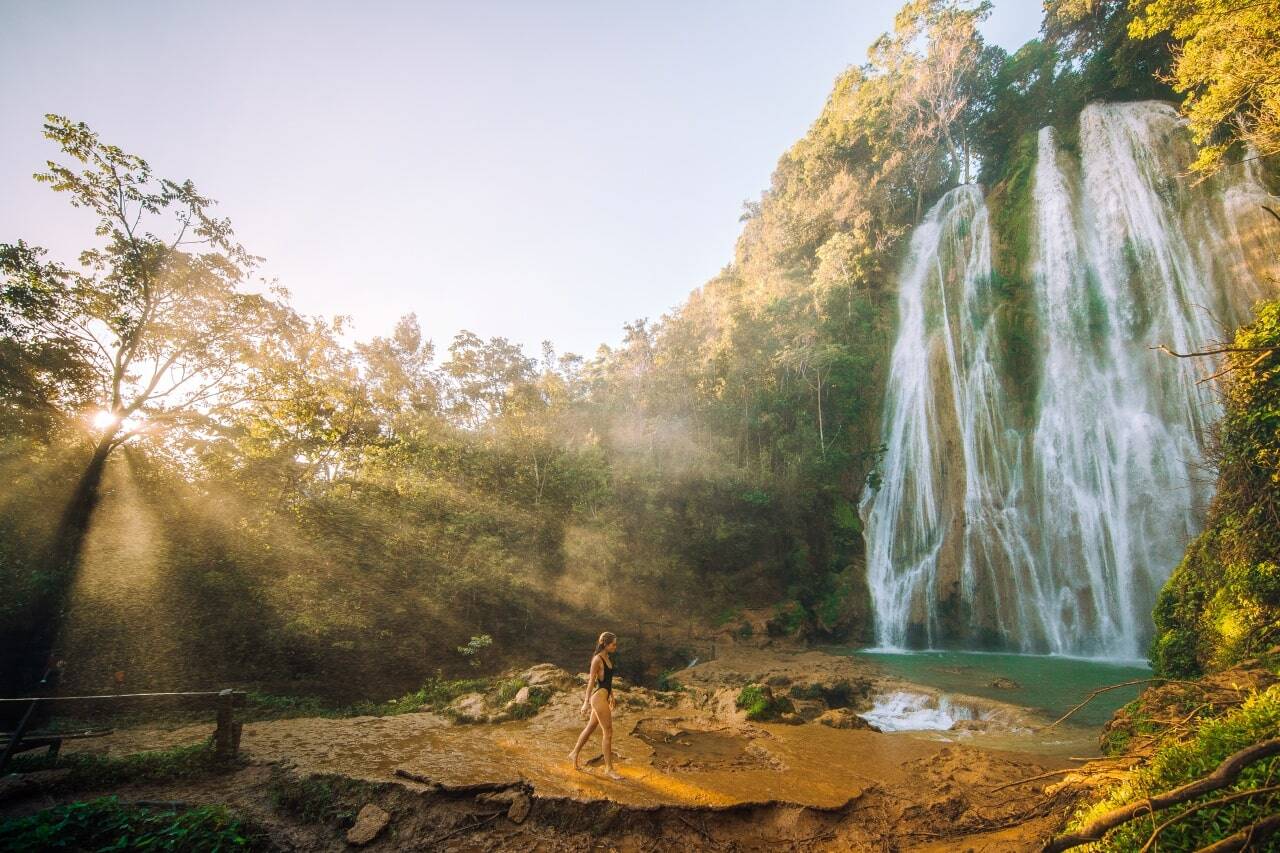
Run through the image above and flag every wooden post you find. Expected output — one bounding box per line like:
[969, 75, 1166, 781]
[0, 699, 38, 773]
[213, 689, 241, 761]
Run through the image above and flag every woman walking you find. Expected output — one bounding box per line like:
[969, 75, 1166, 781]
[568, 631, 623, 780]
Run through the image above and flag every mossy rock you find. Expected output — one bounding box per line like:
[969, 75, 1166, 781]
[735, 684, 795, 722]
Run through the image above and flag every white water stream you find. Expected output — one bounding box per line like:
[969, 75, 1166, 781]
[861, 101, 1277, 657]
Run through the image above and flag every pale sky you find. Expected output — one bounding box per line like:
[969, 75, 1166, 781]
[1, 1, 1040, 359]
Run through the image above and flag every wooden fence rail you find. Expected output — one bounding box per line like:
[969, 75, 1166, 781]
[0, 689, 246, 773]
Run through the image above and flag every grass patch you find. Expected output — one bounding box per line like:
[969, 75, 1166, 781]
[0, 795, 267, 851]
[8, 740, 233, 790]
[266, 768, 371, 829]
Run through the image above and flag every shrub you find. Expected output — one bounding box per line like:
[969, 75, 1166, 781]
[1064, 685, 1280, 851]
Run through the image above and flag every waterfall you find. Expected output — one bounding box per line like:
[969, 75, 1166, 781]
[862, 101, 1276, 657]
[860, 185, 1034, 649]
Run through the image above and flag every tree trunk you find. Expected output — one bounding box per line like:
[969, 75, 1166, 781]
[816, 369, 826, 460]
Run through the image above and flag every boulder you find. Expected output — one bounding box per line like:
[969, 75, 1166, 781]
[513, 686, 531, 704]
[448, 692, 489, 724]
[346, 803, 390, 846]
[818, 708, 881, 732]
[519, 664, 577, 692]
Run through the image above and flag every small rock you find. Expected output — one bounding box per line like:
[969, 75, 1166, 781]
[778, 711, 806, 725]
[513, 686, 531, 704]
[506, 792, 531, 824]
[346, 803, 390, 846]
[988, 677, 1020, 690]
[950, 719, 991, 732]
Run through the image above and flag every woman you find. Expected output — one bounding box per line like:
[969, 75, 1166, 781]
[568, 631, 623, 780]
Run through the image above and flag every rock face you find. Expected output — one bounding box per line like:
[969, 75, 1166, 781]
[346, 803, 390, 846]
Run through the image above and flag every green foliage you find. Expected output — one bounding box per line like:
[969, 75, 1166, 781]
[1065, 685, 1280, 851]
[772, 600, 806, 636]
[1152, 300, 1280, 677]
[656, 669, 684, 692]
[0, 797, 265, 852]
[1131, 0, 1280, 173]
[457, 634, 494, 668]
[735, 684, 795, 722]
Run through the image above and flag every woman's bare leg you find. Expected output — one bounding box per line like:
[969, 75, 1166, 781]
[569, 708, 599, 770]
[591, 691, 622, 780]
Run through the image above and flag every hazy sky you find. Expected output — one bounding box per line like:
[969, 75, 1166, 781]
[1, 1, 1040, 358]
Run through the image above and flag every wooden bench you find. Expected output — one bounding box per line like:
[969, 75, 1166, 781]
[0, 728, 114, 759]
[0, 689, 245, 772]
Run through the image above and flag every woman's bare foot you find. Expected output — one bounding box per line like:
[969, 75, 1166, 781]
[568, 750, 582, 771]
[604, 769, 624, 781]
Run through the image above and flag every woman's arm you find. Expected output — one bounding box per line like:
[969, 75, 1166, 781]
[581, 655, 601, 710]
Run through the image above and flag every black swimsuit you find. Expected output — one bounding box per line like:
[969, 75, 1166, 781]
[593, 655, 614, 697]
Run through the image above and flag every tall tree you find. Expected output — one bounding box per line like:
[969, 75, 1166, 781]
[0, 116, 279, 680]
[1132, 0, 1280, 173]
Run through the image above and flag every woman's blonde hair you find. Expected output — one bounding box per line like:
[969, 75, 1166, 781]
[594, 631, 617, 654]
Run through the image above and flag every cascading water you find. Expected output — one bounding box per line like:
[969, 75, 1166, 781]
[862, 101, 1278, 657]
[860, 185, 1035, 650]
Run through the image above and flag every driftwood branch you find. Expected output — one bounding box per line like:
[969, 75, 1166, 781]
[1041, 679, 1225, 731]
[1042, 680, 1159, 731]
[1043, 738, 1280, 852]
[1151, 343, 1275, 359]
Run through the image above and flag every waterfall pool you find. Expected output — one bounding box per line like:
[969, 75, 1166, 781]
[846, 649, 1152, 753]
